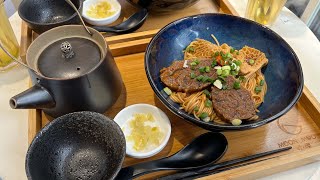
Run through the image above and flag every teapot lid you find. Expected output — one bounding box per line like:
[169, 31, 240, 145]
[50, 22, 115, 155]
[37, 37, 101, 79]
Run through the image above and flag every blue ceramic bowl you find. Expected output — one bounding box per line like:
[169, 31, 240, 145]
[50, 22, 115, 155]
[145, 14, 304, 131]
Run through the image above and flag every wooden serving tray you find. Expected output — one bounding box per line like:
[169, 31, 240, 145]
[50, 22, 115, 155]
[21, 1, 320, 179]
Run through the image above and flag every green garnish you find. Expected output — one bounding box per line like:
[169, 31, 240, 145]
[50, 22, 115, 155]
[163, 87, 172, 95]
[222, 65, 231, 70]
[215, 51, 220, 56]
[196, 75, 204, 81]
[233, 81, 241, 89]
[260, 80, 265, 86]
[211, 60, 217, 67]
[249, 59, 255, 65]
[221, 69, 230, 76]
[239, 76, 246, 82]
[190, 62, 197, 66]
[201, 76, 209, 82]
[230, 47, 235, 53]
[216, 69, 222, 75]
[194, 59, 200, 65]
[194, 106, 199, 112]
[205, 66, 210, 73]
[235, 60, 242, 66]
[199, 67, 206, 73]
[236, 51, 240, 55]
[186, 46, 195, 53]
[226, 52, 232, 59]
[222, 84, 228, 90]
[199, 112, 208, 120]
[231, 70, 238, 76]
[190, 72, 196, 79]
[255, 86, 262, 93]
[205, 99, 212, 107]
[203, 89, 211, 98]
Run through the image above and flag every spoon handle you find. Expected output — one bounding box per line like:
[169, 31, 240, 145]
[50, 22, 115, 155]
[115, 158, 169, 180]
[158, 146, 292, 180]
[92, 26, 118, 33]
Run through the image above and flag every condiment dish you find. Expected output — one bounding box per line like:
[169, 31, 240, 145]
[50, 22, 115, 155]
[114, 104, 171, 158]
[82, 0, 121, 26]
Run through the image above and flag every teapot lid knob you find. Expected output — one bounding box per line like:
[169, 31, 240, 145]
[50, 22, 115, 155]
[60, 41, 75, 59]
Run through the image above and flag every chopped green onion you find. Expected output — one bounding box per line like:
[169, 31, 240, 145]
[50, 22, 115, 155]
[222, 84, 228, 90]
[222, 69, 230, 76]
[231, 119, 242, 126]
[194, 59, 200, 65]
[190, 72, 196, 79]
[255, 86, 262, 93]
[199, 112, 208, 120]
[260, 80, 265, 86]
[230, 47, 235, 53]
[196, 75, 204, 81]
[205, 99, 212, 107]
[222, 65, 231, 70]
[205, 66, 210, 72]
[231, 70, 238, 76]
[236, 51, 240, 55]
[201, 76, 209, 82]
[218, 76, 226, 82]
[199, 67, 206, 73]
[203, 89, 211, 97]
[226, 52, 232, 59]
[235, 60, 242, 66]
[233, 81, 241, 89]
[249, 59, 255, 65]
[216, 69, 222, 75]
[230, 63, 237, 70]
[194, 106, 199, 112]
[239, 76, 246, 82]
[163, 87, 172, 95]
[190, 62, 197, 66]
[186, 46, 195, 53]
[215, 51, 220, 56]
[211, 60, 217, 67]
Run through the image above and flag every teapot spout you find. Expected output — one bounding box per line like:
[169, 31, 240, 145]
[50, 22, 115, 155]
[10, 85, 55, 109]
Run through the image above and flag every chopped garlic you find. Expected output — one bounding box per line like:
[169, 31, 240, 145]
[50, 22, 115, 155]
[213, 80, 222, 89]
[183, 60, 189, 68]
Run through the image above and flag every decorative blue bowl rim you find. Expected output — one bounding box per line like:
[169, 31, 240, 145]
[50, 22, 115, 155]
[145, 13, 304, 131]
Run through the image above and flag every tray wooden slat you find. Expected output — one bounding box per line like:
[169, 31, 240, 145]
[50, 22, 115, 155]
[22, 0, 320, 179]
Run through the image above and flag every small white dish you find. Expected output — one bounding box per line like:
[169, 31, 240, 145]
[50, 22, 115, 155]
[82, 0, 121, 26]
[114, 104, 171, 159]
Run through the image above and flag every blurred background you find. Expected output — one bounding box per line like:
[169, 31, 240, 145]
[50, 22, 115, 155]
[3, 0, 320, 40]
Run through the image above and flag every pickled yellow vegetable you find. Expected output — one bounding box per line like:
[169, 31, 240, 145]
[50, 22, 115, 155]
[127, 113, 164, 152]
[86, 1, 116, 19]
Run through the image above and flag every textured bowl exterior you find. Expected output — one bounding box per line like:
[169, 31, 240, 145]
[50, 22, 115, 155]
[18, 0, 82, 34]
[145, 14, 304, 131]
[127, 0, 200, 13]
[26, 111, 126, 180]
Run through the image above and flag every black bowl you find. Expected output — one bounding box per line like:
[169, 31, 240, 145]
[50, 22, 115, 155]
[127, 0, 200, 13]
[145, 14, 304, 131]
[26, 111, 126, 179]
[18, 0, 81, 34]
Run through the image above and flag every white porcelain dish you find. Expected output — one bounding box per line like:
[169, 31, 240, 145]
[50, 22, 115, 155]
[114, 104, 171, 159]
[82, 0, 121, 26]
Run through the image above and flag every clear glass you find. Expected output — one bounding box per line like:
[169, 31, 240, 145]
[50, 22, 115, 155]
[245, 0, 288, 26]
[0, 0, 18, 71]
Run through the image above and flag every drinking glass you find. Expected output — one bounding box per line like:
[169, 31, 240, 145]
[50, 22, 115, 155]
[245, 0, 287, 26]
[0, 0, 19, 71]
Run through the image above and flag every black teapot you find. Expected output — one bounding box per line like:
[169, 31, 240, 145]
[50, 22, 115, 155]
[9, 25, 122, 117]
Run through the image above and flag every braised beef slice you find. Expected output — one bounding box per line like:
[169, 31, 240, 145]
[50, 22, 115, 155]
[211, 76, 256, 121]
[160, 59, 217, 93]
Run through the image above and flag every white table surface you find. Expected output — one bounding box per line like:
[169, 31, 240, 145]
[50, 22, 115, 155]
[0, 1, 320, 179]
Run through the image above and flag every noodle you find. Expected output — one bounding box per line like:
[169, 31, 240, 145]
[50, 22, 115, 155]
[168, 38, 268, 124]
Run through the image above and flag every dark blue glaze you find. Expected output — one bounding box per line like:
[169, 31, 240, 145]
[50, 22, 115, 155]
[145, 14, 304, 131]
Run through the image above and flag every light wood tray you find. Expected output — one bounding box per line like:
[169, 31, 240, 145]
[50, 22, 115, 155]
[21, 1, 320, 179]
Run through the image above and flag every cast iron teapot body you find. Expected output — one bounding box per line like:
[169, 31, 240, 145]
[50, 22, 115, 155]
[10, 26, 122, 117]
